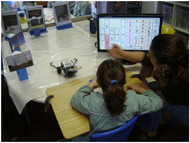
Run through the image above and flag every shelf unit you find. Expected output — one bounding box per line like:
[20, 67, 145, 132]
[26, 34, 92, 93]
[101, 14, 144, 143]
[157, 1, 189, 48]
[158, 1, 189, 34]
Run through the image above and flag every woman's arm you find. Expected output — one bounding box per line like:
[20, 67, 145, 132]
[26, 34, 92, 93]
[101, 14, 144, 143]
[122, 51, 147, 63]
[108, 44, 147, 63]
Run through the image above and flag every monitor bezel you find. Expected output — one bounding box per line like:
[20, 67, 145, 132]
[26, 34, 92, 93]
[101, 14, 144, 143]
[97, 14, 163, 52]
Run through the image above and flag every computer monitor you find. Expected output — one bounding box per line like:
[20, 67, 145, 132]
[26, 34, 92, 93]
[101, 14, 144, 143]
[97, 14, 162, 52]
[1, 10, 22, 38]
[52, 2, 72, 27]
[26, 6, 45, 31]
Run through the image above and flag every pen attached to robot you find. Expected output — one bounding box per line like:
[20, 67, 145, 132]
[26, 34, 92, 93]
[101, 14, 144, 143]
[50, 58, 80, 77]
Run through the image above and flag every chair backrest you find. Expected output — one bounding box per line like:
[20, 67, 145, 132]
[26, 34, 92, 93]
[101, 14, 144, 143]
[90, 115, 138, 141]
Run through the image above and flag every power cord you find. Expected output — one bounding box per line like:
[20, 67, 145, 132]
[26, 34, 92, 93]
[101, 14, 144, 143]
[95, 42, 98, 48]
[71, 58, 78, 65]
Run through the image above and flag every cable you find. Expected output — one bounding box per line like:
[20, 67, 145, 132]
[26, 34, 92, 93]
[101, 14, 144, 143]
[71, 58, 78, 66]
[50, 62, 57, 69]
[95, 42, 98, 48]
[50, 62, 61, 74]
[74, 58, 78, 64]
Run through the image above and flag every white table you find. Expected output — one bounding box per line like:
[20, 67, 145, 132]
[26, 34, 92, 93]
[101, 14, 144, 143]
[2, 20, 143, 114]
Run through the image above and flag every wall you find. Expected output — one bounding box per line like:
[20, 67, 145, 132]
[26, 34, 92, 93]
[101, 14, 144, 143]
[141, 1, 158, 13]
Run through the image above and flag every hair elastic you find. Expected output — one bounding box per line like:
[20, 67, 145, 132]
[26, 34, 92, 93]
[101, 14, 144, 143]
[110, 80, 118, 84]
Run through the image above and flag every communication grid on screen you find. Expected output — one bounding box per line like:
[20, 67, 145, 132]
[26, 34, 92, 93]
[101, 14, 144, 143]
[97, 14, 162, 52]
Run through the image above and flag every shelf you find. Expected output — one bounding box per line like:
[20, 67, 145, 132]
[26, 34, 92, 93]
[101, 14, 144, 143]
[162, 1, 189, 7]
[162, 22, 172, 27]
[128, 5, 141, 9]
[173, 26, 189, 34]
[162, 22, 189, 34]
[160, 1, 189, 35]
[174, 2, 189, 7]
[161, 1, 175, 5]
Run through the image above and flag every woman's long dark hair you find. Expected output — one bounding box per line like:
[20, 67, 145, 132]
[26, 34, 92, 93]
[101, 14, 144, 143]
[97, 59, 126, 116]
[151, 34, 189, 105]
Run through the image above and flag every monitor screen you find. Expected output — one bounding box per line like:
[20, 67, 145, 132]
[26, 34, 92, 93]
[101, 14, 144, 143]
[28, 10, 42, 18]
[97, 14, 162, 52]
[55, 5, 69, 23]
[1, 10, 21, 37]
[2, 15, 18, 31]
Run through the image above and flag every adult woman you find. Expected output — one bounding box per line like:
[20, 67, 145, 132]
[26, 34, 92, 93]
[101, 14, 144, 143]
[109, 34, 189, 140]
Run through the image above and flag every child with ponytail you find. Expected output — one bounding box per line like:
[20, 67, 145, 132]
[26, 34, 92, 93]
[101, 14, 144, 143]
[71, 59, 163, 141]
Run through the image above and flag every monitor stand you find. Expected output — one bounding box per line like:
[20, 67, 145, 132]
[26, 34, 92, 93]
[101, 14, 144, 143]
[116, 58, 136, 65]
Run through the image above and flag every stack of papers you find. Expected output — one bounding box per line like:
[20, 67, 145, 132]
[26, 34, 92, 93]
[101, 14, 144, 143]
[7, 33, 15, 38]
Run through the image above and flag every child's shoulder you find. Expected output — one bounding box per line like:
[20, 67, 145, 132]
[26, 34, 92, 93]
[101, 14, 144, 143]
[125, 90, 145, 101]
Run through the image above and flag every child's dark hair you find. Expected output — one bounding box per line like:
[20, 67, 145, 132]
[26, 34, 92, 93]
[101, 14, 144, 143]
[97, 59, 126, 116]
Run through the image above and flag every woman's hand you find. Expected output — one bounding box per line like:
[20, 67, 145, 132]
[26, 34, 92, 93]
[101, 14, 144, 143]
[108, 44, 124, 59]
[126, 83, 146, 94]
[88, 76, 99, 89]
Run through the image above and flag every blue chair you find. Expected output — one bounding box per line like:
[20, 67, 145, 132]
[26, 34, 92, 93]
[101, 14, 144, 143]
[90, 116, 138, 141]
